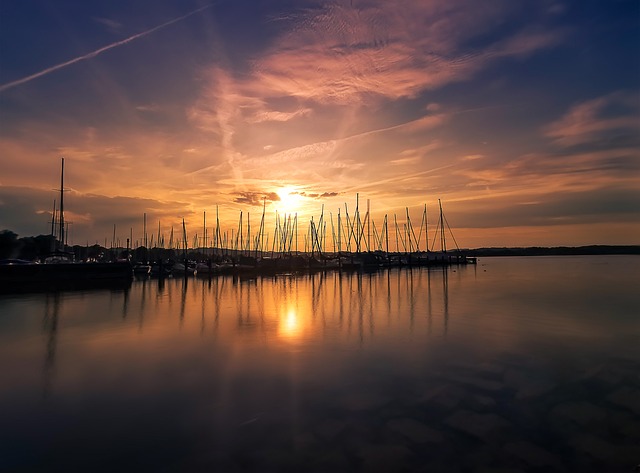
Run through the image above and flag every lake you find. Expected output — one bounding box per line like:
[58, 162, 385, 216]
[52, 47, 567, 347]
[1, 256, 639, 472]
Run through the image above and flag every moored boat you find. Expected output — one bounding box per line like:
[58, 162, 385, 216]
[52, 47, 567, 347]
[133, 262, 152, 276]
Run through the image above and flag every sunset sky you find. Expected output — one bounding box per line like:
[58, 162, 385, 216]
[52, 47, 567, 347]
[1, 0, 639, 249]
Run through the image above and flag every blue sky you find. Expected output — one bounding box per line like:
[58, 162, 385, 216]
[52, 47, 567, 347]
[1, 0, 638, 248]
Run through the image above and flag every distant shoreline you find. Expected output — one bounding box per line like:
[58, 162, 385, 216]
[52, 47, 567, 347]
[1, 229, 638, 260]
[461, 245, 640, 257]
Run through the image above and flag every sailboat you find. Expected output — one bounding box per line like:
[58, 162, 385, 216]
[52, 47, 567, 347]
[0, 158, 134, 291]
[427, 199, 474, 265]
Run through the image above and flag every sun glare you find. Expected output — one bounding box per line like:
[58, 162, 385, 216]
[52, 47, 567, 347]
[276, 187, 302, 213]
[279, 308, 302, 340]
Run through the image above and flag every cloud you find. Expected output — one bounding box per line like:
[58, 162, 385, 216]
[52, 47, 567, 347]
[245, 1, 562, 105]
[245, 140, 339, 167]
[233, 191, 280, 206]
[93, 17, 123, 34]
[426, 103, 441, 113]
[293, 191, 340, 199]
[135, 103, 162, 113]
[389, 156, 421, 166]
[388, 141, 444, 166]
[248, 108, 313, 123]
[545, 91, 640, 147]
[186, 0, 562, 156]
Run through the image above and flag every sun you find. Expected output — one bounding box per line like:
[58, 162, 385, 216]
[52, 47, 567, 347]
[276, 187, 302, 213]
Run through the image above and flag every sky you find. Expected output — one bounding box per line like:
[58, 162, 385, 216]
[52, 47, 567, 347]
[1, 0, 639, 249]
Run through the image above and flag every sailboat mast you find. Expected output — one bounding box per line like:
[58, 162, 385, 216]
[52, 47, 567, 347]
[182, 218, 187, 253]
[384, 214, 389, 254]
[423, 204, 428, 253]
[50, 199, 56, 238]
[257, 198, 266, 257]
[439, 199, 446, 253]
[355, 193, 360, 253]
[337, 209, 341, 253]
[59, 158, 65, 252]
[367, 199, 370, 252]
[216, 205, 221, 252]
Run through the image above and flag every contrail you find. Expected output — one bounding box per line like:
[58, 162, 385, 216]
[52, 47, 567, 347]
[0, 4, 213, 93]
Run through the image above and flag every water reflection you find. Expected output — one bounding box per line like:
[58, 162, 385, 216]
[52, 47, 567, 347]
[105, 268, 458, 347]
[179, 276, 187, 327]
[2, 257, 639, 472]
[121, 283, 130, 318]
[279, 307, 301, 340]
[443, 267, 449, 336]
[42, 293, 59, 400]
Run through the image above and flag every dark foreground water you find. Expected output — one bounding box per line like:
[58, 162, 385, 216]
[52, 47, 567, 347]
[1, 256, 639, 473]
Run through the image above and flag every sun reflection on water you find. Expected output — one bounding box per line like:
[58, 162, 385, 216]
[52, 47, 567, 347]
[279, 307, 302, 341]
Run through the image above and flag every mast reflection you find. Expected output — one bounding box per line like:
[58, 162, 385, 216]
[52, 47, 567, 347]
[42, 293, 59, 400]
[123, 267, 454, 344]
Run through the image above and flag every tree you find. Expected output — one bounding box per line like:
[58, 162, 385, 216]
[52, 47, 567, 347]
[0, 230, 19, 259]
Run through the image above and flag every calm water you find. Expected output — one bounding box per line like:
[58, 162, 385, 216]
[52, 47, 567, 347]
[1, 256, 639, 472]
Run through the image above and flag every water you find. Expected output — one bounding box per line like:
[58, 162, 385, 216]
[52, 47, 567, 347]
[1, 256, 639, 472]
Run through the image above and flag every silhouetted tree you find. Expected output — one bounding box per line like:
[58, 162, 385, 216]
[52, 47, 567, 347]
[0, 230, 19, 259]
[14, 234, 55, 261]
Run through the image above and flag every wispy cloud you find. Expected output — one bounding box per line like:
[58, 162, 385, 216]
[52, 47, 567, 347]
[248, 108, 313, 123]
[93, 17, 123, 34]
[544, 91, 640, 147]
[0, 4, 213, 93]
[135, 103, 162, 113]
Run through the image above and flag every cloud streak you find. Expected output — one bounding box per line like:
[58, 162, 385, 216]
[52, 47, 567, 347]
[0, 4, 213, 93]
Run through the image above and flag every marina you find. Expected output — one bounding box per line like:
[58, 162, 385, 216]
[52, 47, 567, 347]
[1, 159, 477, 290]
